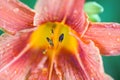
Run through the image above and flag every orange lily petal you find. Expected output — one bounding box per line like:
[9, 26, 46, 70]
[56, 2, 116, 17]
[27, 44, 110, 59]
[0, 30, 32, 72]
[78, 39, 112, 79]
[34, 0, 89, 35]
[0, 0, 35, 34]
[56, 50, 89, 80]
[0, 52, 31, 80]
[27, 56, 49, 80]
[55, 38, 112, 80]
[0, 32, 31, 79]
[27, 56, 60, 80]
[83, 22, 120, 55]
[0, 29, 46, 80]
[0, 47, 44, 80]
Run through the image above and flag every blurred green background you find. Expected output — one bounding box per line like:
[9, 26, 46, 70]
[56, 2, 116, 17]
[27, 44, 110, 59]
[3, 0, 120, 79]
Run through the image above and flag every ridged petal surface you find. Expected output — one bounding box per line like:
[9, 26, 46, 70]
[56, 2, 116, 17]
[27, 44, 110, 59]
[0, 0, 35, 34]
[34, 0, 89, 35]
[84, 22, 120, 55]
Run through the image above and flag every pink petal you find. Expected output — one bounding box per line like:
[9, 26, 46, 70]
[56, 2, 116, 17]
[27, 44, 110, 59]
[0, 52, 31, 80]
[34, 0, 89, 35]
[78, 39, 112, 80]
[84, 22, 120, 55]
[55, 39, 112, 80]
[0, 0, 35, 34]
[0, 29, 44, 80]
[0, 47, 43, 80]
[56, 50, 89, 80]
[27, 56, 60, 80]
[27, 56, 49, 80]
[0, 29, 32, 72]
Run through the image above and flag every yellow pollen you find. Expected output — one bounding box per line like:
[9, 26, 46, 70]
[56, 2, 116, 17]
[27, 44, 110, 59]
[29, 22, 78, 56]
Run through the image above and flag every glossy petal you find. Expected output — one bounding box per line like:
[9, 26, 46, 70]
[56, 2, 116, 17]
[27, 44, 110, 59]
[78, 39, 112, 80]
[27, 56, 60, 80]
[0, 29, 44, 80]
[56, 50, 89, 80]
[84, 23, 120, 55]
[55, 38, 112, 80]
[0, 52, 31, 80]
[0, 29, 33, 72]
[0, 0, 35, 34]
[27, 56, 49, 80]
[0, 48, 44, 80]
[34, 0, 89, 35]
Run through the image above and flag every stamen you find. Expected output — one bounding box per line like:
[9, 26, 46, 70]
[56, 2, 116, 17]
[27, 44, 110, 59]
[59, 33, 64, 42]
[51, 23, 56, 34]
[42, 49, 47, 54]
[51, 29, 54, 34]
[52, 23, 56, 28]
[46, 37, 54, 46]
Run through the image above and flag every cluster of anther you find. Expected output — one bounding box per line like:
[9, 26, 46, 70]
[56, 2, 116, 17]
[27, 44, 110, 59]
[46, 37, 54, 46]
[46, 29, 64, 47]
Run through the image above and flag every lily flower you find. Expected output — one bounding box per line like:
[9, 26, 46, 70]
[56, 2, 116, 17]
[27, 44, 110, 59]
[0, 0, 120, 80]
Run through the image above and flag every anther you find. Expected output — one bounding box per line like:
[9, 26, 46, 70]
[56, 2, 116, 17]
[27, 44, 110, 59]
[52, 23, 56, 28]
[51, 29, 54, 33]
[46, 37, 54, 46]
[42, 49, 47, 54]
[51, 24, 56, 34]
[59, 33, 64, 42]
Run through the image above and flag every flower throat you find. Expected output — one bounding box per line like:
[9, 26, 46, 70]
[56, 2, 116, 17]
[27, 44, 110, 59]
[29, 22, 78, 56]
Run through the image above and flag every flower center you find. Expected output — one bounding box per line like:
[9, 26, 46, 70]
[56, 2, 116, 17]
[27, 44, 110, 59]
[29, 22, 78, 57]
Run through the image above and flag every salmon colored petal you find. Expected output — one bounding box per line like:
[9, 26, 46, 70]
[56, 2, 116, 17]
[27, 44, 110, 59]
[34, 0, 89, 35]
[78, 39, 112, 80]
[0, 52, 31, 80]
[56, 50, 89, 80]
[0, 48, 44, 80]
[55, 39, 112, 80]
[27, 56, 49, 80]
[27, 56, 60, 80]
[0, 0, 35, 34]
[0, 30, 32, 72]
[0, 29, 44, 80]
[83, 22, 120, 55]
